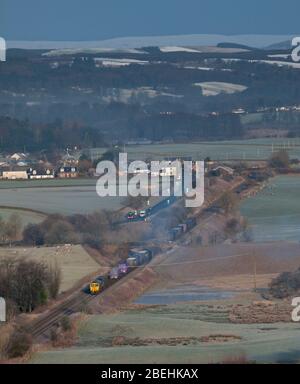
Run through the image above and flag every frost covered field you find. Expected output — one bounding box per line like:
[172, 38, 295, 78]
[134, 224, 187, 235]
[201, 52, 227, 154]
[30, 301, 300, 364]
[89, 138, 300, 162]
[159, 46, 202, 53]
[241, 175, 300, 242]
[0, 184, 125, 214]
[94, 58, 148, 67]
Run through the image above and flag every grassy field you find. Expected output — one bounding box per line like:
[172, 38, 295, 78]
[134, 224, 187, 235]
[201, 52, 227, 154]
[0, 178, 97, 189]
[0, 245, 100, 293]
[0, 207, 46, 228]
[89, 138, 300, 161]
[29, 240, 300, 364]
[30, 302, 300, 364]
[0, 186, 125, 215]
[240, 175, 300, 242]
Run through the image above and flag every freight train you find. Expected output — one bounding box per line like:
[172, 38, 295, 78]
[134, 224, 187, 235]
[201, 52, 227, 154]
[84, 247, 156, 295]
[85, 216, 196, 294]
[168, 217, 197, 242]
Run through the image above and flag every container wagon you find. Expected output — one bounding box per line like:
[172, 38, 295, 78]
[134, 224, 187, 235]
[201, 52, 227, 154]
[109, 267, 120, 279]
[168, 217, 197, 242]
[118, 262, 129, 275]
[178, 223, 187, 233]
[127, 248, 153, 266]
[168, 227, 181, 241]
[185, 217, 196, 230]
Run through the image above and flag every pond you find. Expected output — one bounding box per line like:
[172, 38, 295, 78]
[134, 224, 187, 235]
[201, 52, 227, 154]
[135, 285, 237, 305]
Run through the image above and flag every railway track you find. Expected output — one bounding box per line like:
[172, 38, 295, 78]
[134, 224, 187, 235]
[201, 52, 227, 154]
[27, 292, 95, 338]
[27, 178, 248, 340]
[27, 266, 142, 339]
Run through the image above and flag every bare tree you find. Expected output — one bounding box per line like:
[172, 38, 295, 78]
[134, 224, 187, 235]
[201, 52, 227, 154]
[269, 150, 289, 169]
[0, 257, 62, 314]
[219, 191, 238, 215]
[6, 213, 22, 245]
[48, 261, 61, 299]
[123, 195, 148, 210]
[44, 220, 79, 245]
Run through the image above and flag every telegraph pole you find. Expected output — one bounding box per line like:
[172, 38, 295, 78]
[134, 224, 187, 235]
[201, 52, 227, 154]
[253, 251, 257, 292]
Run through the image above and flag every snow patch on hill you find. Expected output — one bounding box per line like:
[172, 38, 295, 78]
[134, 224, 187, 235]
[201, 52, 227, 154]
[194, 82, 247, 96]
[160, 46, 201, 53]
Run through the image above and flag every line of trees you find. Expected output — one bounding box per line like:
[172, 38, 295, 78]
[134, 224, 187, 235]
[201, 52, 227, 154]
[0, 213, 22, 245]
[0, 257, 61, 314]
[22, 211, 116, 249]
[0, 116, 105, 153]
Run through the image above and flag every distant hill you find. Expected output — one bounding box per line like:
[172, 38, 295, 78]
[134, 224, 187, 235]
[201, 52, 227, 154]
[265, 40, 292, 50]
[7, 34, 293, 50]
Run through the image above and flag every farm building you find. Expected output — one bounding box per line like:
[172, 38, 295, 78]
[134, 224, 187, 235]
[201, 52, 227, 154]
[10, 152, 28, 162]
[2, 170, 28, 180]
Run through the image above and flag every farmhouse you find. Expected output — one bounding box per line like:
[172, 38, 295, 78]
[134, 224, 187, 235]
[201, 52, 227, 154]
[159, 165, 178, 177]
[9, 152, 28, 162]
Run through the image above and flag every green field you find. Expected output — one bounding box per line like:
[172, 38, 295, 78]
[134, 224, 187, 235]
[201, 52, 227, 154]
[240, 175, 300, 242]
[0, 207, 46, 228]
[1, 139, 300, 216]
[30, 303, 300, 364]
[90, 138, 300, 161]
[0, 185, 125, 215]
[0, 178, 96, 189]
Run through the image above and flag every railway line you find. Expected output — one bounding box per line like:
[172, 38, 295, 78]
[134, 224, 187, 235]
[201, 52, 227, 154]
[27, 272, 128, 339]
[26, 177, 248, 340]
[28, 292, 92, 338]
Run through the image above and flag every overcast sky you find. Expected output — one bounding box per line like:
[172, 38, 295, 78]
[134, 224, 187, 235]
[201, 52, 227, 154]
[1, 0, 300, 41]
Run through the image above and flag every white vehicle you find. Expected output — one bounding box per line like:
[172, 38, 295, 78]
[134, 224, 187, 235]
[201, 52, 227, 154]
[139, 210, 146, 218]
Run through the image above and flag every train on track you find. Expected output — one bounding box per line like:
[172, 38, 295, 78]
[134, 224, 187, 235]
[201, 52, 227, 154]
[84, 247, 156, 295]
[168, 217, 197, 242]
[84, 215, 197, 295]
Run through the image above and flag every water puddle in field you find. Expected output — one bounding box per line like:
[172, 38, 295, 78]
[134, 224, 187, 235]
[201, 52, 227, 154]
[135, 285, 238, 305]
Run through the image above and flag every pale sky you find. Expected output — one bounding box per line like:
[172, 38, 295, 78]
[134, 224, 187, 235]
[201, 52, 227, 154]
[1, 0, 299, 41]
